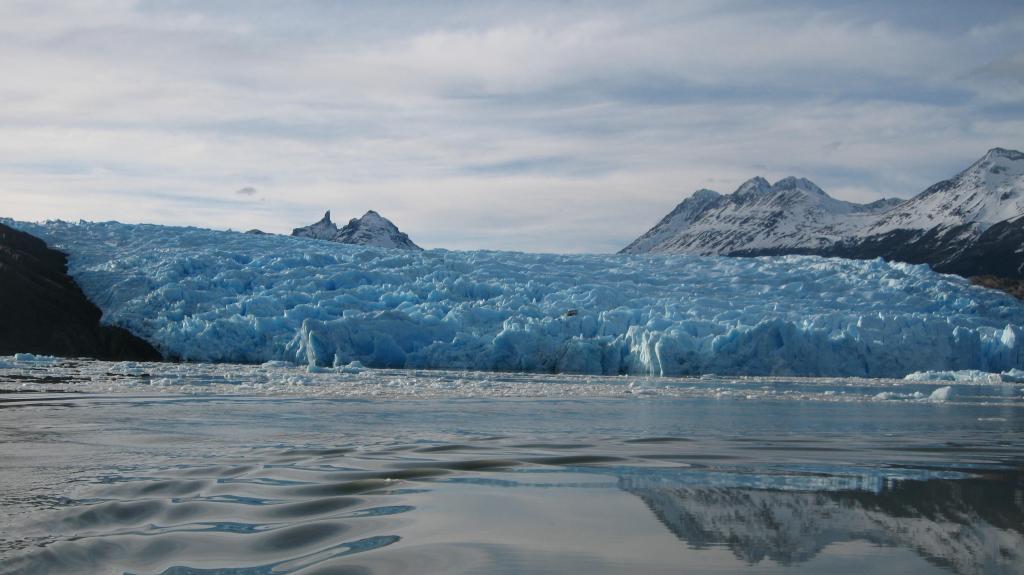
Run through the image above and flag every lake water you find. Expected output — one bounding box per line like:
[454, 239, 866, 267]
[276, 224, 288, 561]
[1, 358, 1022, 574]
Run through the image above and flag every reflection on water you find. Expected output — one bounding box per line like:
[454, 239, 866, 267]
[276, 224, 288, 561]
[0, 394, 1021, 574]
[626, 472, 1024, 573]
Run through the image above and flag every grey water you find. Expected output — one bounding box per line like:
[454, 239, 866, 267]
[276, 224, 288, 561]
[1, 388, 1022, 573]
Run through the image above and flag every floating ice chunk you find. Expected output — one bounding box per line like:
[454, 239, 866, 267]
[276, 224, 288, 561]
[873, 390, 933, 401]
[929, 386, 955, 402]
[106, 362, 148, 376]
[1001, 369, 1024, 383]
[904, 369, 1020, 384]
[13, 353, 60, 364]
[337, 361, 366, 374]
[261, 360, 294, 369]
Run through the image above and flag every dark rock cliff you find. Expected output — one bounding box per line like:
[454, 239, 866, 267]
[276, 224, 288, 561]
[0, 222, 161, 360]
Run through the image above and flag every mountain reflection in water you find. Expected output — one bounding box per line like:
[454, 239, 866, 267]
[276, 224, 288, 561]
[626, 471, 1023, 574]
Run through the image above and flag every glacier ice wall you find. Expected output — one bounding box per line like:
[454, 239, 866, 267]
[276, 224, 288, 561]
[13, 220, 1024, 378]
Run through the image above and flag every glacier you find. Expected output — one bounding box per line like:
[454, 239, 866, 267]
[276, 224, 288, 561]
[10, 219, 1024, 378]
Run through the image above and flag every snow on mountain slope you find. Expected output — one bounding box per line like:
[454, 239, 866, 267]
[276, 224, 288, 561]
[621, 177, 899, 255]
[292, 210, 421, 250]
[621, 148, 1024, 280]
[11, 220, 1024, 378]
[620, 188, 722, 254]
[867, 147, 1024, 234]
[824, 148, 1024, 277]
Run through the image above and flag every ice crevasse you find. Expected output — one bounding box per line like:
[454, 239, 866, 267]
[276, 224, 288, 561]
[12, 220, 1024, 378]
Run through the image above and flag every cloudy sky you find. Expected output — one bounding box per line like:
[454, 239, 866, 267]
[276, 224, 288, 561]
[2, 0, 1023, 252]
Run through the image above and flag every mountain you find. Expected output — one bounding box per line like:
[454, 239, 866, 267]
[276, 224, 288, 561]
[621, 177, 900, 255]
[819, 148, 1024, 278]
[292, 210, 422, 250]
[621, 148, 1024, 279]
[866, 147, 1024, 234]
[0, 222, 161, 360]
[292, 211, 338, 241]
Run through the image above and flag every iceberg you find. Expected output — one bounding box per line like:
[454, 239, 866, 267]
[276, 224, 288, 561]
[928, 386, 955, 402]
[12, 353, 60, 365]
[10, 219, 1024, 378]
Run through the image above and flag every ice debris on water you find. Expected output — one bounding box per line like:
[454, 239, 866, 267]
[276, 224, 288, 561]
[929, 386, 955, 402]
[10, 219, 1024, 378]
[905, 369, 1024, 383]
[873, 390, 932, 401]
[1, 356, 1022, 404]
[12, 353, 60, 365]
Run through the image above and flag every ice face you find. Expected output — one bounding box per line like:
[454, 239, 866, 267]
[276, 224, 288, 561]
[12, 220, 1024, 377]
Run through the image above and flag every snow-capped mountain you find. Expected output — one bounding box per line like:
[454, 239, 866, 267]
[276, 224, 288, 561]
[867, 147, 1024, 234]
[620, 176, 900, 255]
[292, 210, 421, 250]
[621, 148, 1024, 279]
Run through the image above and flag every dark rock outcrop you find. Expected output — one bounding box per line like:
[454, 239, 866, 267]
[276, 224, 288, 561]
[970, 275, 1024, 299]
[942, 216, 1024, 278]
[292, 210, 422, 250]
[0, 222, 161, 360]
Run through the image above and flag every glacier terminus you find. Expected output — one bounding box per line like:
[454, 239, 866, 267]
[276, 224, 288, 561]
[10, 219, 1024, 379]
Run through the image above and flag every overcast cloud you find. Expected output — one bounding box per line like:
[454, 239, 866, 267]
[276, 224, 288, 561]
[2, 0, 1022, 252]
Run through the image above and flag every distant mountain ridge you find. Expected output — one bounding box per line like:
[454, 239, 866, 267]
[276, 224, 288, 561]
[621, 176, 902, 255]
[292, 210, 421, 250]
[621, 148, 1024, 280]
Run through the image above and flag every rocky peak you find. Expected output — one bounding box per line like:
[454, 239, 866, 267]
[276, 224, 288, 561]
[982, 147, 1024, 162]
[772, 177, 826, 196]
[292, 210, 422, 250]
[691, 188, 721, 200]
[291, 210, 340, 241]
[877, 147, 1024, 231]
[735, 176, 772, 196]
[959, 147, 1024, 181]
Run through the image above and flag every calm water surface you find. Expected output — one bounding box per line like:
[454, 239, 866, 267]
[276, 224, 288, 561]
[0, 390, 1022, 574]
